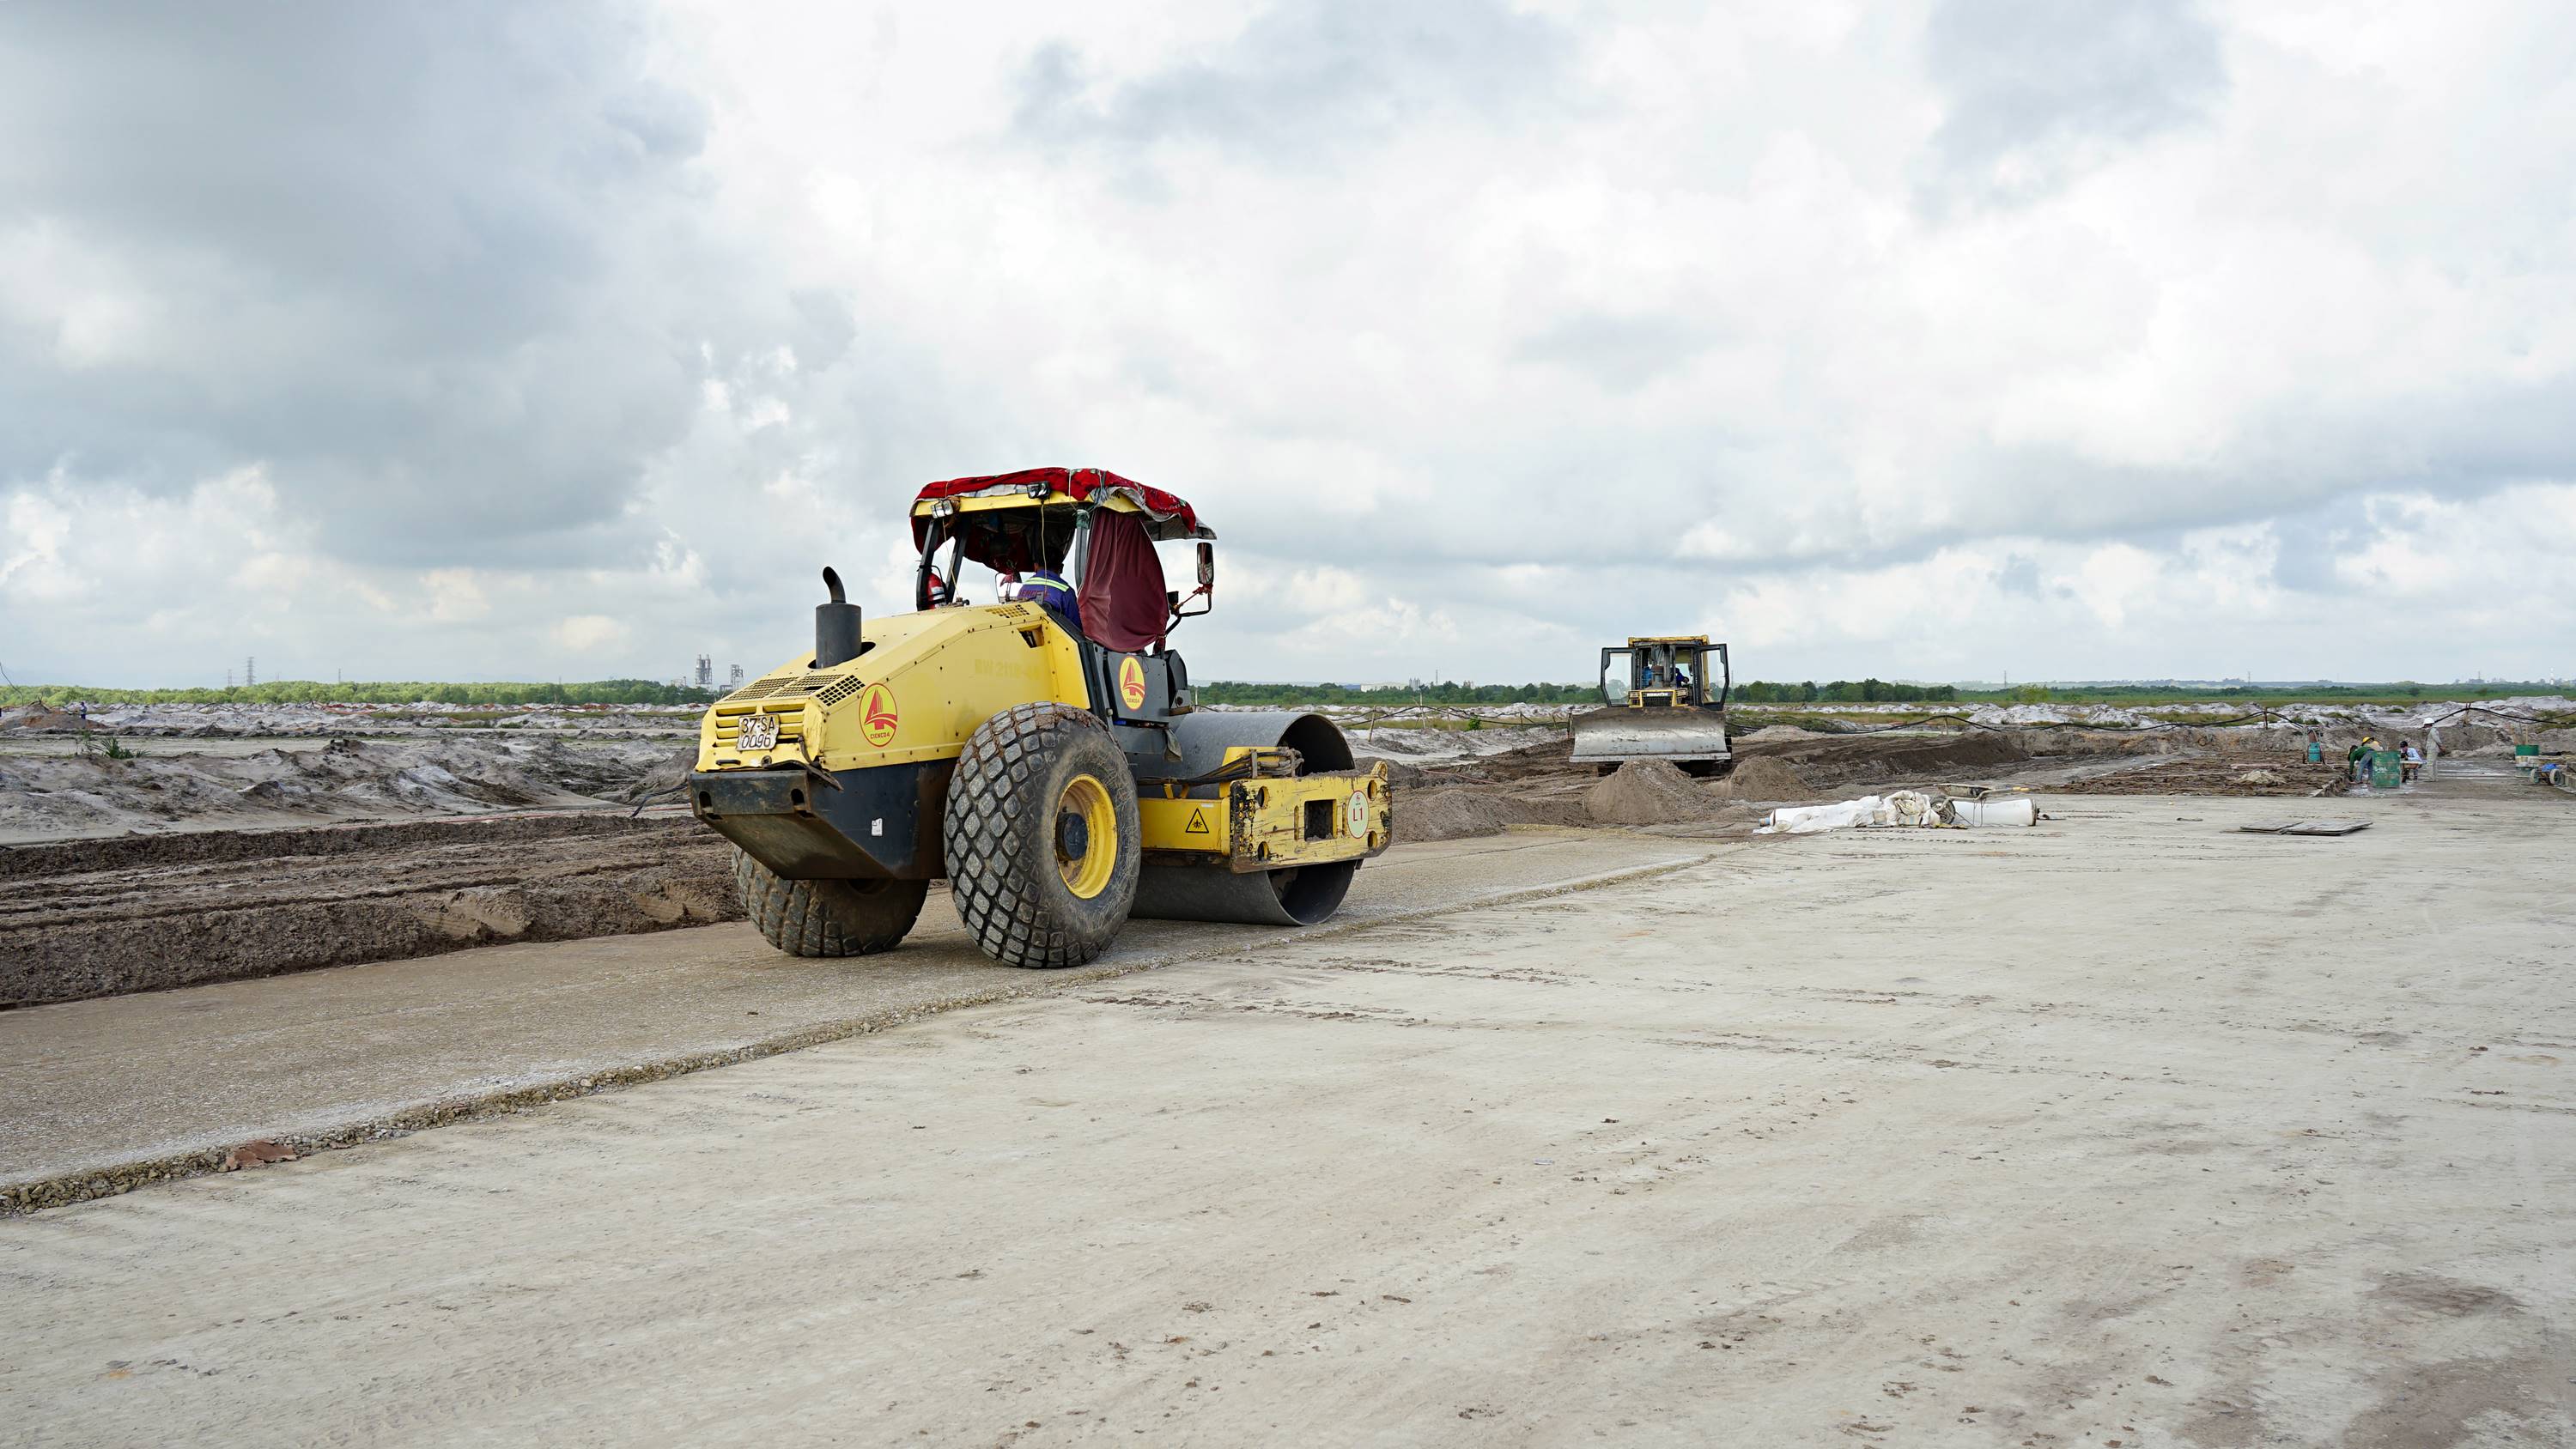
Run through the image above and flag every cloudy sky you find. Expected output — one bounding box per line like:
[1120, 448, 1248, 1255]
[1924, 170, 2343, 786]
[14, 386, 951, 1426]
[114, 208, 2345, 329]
[3, 0, 2571, 689]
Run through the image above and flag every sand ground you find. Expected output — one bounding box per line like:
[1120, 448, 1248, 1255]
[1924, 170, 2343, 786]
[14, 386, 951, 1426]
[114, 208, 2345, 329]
[3, 773, 2571, 1447]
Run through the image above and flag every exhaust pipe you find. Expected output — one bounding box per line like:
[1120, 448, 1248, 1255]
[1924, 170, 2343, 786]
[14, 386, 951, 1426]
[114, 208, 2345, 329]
[814, 567, 862, 668]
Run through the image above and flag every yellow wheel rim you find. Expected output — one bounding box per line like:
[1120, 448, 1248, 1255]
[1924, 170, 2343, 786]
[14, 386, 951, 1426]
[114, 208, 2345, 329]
[1055, 773, 1117, 899]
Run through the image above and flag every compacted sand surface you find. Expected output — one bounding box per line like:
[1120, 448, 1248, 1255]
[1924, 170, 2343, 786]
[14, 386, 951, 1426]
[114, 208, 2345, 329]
[5, 778, 2569, 1446]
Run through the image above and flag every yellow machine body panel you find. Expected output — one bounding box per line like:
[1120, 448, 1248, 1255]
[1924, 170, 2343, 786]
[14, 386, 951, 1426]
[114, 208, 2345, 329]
[696, 603, 1088, 775]
[1139, 762, 1391, 870]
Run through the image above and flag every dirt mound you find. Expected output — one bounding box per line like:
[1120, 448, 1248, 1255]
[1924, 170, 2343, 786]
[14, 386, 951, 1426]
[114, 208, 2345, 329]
[0, 734, 679, 840]
[1355, 755, 1435, 788]
[0, 811, 671, 880]
[1, 815, 741, 1007]
[1585, 760, 1715, 826]
[1735, 729, 2029, 789]
[617, 744, 702, 805]
[0, 701, 86, 731]
[1704, 756, 1815, 802]
[1392, 786, 1584, 844]
[2055, 761, 2351, 797]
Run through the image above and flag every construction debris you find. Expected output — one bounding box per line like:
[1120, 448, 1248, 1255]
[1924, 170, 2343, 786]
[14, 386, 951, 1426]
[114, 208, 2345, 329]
[1759, 791, 1949, 834]
[2235, 820, 2373, 836]
[1758, 787, 2050, 834]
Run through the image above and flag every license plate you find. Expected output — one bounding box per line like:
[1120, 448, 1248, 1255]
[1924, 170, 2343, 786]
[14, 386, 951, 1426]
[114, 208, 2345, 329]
[736, 713, 779, 751]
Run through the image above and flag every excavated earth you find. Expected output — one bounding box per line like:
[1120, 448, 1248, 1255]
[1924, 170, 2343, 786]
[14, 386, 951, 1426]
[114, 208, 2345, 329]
[0, 733, 695, 841]
[0, 717, 2424, 1009]
[2050, 759, 2357, 796]
[1370, 724, 2381, 846]
[0, 814, 740, 1008]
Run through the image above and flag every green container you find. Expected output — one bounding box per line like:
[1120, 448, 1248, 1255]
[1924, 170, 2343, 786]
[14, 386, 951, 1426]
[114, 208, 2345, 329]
[2515, 744, 2540, 757]
[2371, 749, 2403, 789]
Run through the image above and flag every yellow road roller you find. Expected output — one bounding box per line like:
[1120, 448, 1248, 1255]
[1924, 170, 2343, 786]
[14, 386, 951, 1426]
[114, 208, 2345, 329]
[688, 467, 1391, 968]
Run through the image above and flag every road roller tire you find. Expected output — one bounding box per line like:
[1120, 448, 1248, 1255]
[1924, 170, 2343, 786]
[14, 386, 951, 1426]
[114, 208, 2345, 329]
[943, 702, 1141, 969]
[734, 847, 928, 957]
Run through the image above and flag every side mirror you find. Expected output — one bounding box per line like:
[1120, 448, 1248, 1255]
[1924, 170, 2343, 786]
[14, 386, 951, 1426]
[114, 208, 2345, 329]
[1195, 541, 1215, 589]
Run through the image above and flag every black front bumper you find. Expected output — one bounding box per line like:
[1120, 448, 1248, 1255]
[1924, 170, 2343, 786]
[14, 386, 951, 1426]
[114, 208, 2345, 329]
[689, 760, 953, 881]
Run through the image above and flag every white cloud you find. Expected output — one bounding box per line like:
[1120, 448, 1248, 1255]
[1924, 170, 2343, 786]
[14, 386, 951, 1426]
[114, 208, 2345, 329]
[554, 615, 630, 652]
[2, 0, 2573, 688]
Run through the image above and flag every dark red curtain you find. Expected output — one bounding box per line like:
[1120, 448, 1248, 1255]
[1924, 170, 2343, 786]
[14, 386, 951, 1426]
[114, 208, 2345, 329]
[1078, 510, 1168, 652]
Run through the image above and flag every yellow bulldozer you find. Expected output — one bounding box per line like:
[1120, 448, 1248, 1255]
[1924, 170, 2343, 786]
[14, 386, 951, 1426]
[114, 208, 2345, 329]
[688, 467, 1391, 968]
[1568, 634, 1733, 775]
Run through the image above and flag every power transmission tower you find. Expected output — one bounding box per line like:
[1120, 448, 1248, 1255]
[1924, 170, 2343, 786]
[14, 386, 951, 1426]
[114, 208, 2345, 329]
[245, 656, 257, 688]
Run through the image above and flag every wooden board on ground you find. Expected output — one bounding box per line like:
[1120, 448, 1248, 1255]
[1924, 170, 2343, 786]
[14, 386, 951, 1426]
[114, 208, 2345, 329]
[2238, 820, 2372, 836]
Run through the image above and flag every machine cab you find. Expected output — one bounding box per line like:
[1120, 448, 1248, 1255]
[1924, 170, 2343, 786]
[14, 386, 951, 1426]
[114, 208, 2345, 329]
[1600, 636, 1729, 710]
[909, 468, 1217, 735]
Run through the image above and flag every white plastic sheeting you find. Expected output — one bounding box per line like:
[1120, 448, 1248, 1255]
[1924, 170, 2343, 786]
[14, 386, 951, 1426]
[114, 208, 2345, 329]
[1759, 790, 2040, 834]
[1950, 796, 2038, 827]
[1759, 790, 1945, 834]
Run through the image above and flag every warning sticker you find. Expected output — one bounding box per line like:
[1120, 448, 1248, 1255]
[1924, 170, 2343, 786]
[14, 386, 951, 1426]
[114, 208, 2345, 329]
[860, 683, 899, 747]
[1185, 808, 1210, 835]
[1118, 656, 1148, 711]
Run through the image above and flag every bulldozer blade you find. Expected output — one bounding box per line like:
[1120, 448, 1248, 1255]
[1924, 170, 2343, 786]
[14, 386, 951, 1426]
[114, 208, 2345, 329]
[1569, 706, 1733, 765]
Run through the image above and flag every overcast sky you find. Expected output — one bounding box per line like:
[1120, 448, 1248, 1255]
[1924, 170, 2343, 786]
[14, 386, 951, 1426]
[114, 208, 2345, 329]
[3, 0, 2572, 688]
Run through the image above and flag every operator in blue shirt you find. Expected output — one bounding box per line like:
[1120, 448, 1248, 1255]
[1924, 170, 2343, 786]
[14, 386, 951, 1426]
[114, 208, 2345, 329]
[1013, 568, 1083, 637]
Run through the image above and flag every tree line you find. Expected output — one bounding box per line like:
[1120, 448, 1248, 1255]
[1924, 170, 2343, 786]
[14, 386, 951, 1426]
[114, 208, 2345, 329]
[1732, 679, 1960, 703]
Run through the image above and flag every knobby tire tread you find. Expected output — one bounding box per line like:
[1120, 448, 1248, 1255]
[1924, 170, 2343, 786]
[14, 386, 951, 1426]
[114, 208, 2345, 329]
[943, 701, 1138, 969]
[733, 847, 926, 957]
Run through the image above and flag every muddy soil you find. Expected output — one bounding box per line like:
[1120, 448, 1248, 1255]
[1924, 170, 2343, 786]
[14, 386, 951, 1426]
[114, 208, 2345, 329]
[0, 735, 688, 841]
[1377, 724, 2379, 843]
[1389, 787, 1586, 844]
[1701, 755, 1817, 801]
[1731, 728, 2033, 786]
[2051, 760, 2357, 797]
[1, 815, 742, 1008]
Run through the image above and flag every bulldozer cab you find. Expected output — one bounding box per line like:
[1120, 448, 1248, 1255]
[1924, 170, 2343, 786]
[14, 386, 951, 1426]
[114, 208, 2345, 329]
[1599, 636, 1728, 710]
[1570, 634, 1733, 774]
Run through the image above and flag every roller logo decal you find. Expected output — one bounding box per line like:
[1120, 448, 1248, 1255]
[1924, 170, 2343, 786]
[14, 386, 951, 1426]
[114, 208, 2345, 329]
[1118, 656, 1148, 711]
[860, 683, 900, 747]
